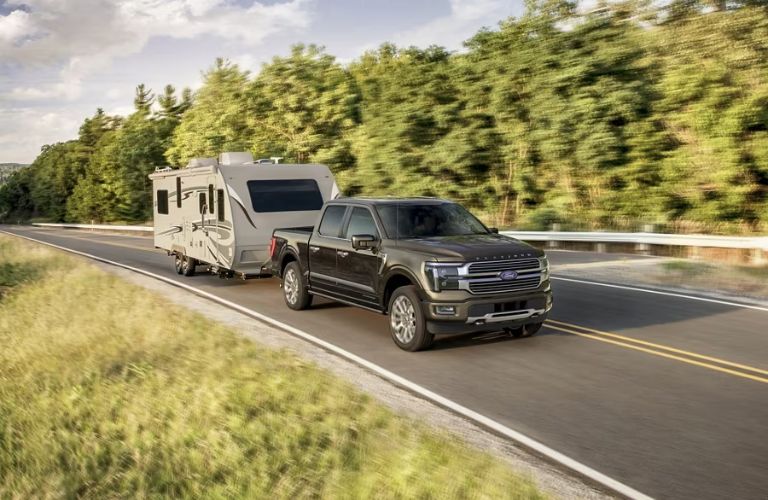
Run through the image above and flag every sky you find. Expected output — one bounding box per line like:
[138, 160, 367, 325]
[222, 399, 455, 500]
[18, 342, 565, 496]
[0, 0, 525, 164]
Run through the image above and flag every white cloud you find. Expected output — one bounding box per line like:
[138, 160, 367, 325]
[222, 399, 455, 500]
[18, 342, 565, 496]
[0, 107, 81, 163]
[0, 9, 32, 43]
[0, 0, 312, 101]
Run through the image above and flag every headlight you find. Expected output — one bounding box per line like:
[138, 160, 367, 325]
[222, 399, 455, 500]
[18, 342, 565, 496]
[425, 263, 462, 292]
[540, 256, 550, 281]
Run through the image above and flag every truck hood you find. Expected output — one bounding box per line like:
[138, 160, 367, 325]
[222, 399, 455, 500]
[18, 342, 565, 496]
[394, 234, 543, 262]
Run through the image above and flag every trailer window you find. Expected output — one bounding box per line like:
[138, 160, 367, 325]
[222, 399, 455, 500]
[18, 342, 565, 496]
[157, 190, 169, 214]
[176, 177, 182, 208]
[208, 184, 214, 214]
[246, 179, 323, 213]
[217, 189, 225, 222]
[199, 193, 206, 214]
[318, 205, 346, 237]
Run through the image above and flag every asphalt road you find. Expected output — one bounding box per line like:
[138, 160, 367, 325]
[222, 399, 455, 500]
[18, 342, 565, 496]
[3, 226, 767, 500]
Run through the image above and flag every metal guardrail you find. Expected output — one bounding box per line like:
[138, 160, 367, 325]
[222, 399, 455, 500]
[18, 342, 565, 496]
[32, 223, 153, 233]
[501, 231, 768, 251]
[31, 223, 768, 251]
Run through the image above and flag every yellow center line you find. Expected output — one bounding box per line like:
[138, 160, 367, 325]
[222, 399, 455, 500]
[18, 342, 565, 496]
[547, 319, 768, 377]
[544, 323, 768, 385]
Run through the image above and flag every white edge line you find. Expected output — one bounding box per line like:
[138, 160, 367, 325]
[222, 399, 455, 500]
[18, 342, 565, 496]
[0, 229, 653, 500]
[552, 276, 768, 313]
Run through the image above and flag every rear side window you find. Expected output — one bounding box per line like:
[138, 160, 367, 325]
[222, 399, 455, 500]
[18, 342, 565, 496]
[217, 189, 225, 222]
[246, 179, 323, 213]
[344, 207, 378, 239]
[157, 190, 168, 214]
[318, 205, 346, 237]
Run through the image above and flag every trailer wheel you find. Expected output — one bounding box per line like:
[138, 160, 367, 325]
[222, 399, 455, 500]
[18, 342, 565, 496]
[181, 256, 197, 277]
[174, 253, 183, 274]
[282, 261, 312, 310]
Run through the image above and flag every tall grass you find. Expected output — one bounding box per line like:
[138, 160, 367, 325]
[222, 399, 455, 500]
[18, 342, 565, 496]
[0, 235, 544, 499]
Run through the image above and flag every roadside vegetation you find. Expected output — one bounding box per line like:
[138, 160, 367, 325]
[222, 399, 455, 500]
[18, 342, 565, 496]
[1, 1, 766, 234]
[0, 235, 544, 499]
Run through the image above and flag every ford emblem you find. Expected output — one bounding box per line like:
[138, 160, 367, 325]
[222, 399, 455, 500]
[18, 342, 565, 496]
[500, 270, 518, 281]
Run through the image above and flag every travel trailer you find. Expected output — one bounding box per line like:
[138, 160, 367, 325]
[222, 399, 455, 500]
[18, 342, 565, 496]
[149, 152, 339, 278]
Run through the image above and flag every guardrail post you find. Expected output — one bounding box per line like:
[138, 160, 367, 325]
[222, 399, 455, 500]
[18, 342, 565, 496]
[635, 224, 654, 255]
[751, 248, 766, 266]
[548, 223, 560, 249]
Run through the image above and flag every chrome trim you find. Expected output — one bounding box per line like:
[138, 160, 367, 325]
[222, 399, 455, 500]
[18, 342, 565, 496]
[425, 257, 548, 278]
[426, 257, 550, 295]
[466, 308, 546, 324]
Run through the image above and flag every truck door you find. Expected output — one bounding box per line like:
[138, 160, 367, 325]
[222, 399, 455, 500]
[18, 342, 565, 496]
[336, 206, 381, 307]
[308, 205, 348, 296]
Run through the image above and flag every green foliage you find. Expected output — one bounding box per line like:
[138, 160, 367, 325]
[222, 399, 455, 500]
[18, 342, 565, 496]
[247, 44, 359, 168]
[1, 2, 767, 232]
[165, 58, 251, 166]
[0, 236, 544, 499]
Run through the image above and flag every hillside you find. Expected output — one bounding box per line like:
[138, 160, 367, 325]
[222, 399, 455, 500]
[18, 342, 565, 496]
[0, 163, 27, 184]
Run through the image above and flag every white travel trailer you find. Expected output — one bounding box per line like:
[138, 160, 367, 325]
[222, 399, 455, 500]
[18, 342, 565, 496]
[149, 152, 339, 278]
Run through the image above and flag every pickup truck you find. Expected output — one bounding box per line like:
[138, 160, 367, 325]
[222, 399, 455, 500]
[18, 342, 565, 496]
[269, 198, 553, 351]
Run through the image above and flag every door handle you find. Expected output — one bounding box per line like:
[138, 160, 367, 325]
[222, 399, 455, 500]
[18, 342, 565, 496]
[337, 250, 349, 258]
[309, 246, 320, 252]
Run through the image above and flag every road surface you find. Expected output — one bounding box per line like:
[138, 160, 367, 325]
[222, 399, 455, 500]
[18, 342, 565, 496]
[2, 226, 766, 500]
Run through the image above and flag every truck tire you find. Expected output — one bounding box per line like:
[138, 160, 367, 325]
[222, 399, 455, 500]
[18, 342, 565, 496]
[388, 286, 433, 352]
[174, 253, 183, 274]
[181, 255, 196, 277]
[282, 261, 312, 310]
[509, 322, 543, 338]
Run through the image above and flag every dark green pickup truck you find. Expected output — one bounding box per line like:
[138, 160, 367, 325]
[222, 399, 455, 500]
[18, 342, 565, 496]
[269, 197, 553, 351]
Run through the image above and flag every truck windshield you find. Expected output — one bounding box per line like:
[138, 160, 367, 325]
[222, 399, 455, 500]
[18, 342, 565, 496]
[376, 203, 489, 239]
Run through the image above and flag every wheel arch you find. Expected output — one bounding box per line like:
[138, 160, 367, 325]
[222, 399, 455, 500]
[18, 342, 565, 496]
[381, 268, 420, 312]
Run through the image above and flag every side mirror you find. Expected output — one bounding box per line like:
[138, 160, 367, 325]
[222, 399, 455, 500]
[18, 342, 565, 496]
[352, 234, 378, 250]
[489, 227, 499, 234]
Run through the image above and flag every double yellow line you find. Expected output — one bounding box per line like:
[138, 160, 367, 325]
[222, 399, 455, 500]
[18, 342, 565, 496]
[544, 319, 768, 385]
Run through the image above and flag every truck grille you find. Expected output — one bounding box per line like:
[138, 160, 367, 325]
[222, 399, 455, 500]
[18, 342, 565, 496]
[468, 276, 541, 294]
[468, 258, 540, 274]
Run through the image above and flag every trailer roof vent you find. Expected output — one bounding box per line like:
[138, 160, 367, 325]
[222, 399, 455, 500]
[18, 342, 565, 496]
[186, 157, 217, 168]
[219, 152, 254, 165]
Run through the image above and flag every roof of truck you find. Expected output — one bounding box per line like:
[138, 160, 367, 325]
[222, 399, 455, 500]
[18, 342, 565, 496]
[335, 196, 454, 206]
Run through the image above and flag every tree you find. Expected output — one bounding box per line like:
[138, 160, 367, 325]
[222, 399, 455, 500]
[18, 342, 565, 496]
[166, 59, 251, 166]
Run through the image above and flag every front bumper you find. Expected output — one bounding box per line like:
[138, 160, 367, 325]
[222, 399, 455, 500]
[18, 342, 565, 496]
[421, 287, 553, 335]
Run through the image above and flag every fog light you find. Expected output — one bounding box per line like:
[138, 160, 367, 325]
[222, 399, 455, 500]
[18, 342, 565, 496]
[434, 305, 456, 315]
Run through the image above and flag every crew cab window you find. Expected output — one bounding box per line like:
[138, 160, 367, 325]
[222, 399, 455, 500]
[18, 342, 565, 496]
[344, 207, 378, 239]
[318, 205, 346, 237]
[247, 179, 324, 213]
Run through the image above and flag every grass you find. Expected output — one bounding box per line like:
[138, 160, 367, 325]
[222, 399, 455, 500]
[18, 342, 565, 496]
[0, 235, 544, 500]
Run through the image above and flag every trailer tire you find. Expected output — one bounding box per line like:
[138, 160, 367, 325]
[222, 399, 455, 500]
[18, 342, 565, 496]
[181, 255, 196, 277]
[282, 261, 312, 310]
[174, 253, 184, 274]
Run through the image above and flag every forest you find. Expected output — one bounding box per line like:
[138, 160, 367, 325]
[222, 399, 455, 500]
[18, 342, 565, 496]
[1, 0, 767, 233]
